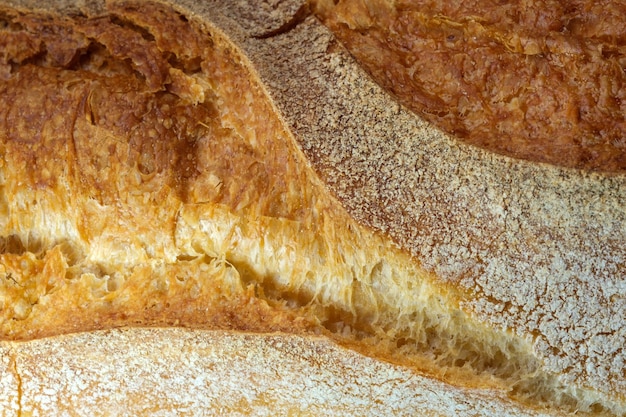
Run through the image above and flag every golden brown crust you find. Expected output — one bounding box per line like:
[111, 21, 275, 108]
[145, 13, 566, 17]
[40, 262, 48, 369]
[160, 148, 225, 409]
[1, 0, 360, 350]
[315, 0, 626, 172]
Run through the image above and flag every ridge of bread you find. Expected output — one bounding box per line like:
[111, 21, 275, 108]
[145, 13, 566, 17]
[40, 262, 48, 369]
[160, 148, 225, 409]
[0, 0, 623, 415]
[193, 0, 626, 410]
[0, 327, 559, 417]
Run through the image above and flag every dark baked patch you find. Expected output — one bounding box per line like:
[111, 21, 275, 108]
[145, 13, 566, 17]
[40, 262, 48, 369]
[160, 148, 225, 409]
[315, 0, 626, 172]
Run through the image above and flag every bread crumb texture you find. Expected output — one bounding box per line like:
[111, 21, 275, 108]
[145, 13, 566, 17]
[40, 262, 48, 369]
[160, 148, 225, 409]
[0, 0, 623, 415]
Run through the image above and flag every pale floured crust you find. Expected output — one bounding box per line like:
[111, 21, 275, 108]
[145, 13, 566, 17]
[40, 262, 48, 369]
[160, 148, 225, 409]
[0, 0, 624, 416]
[0, 344, 19, 415]
[0, 327, 557, 417]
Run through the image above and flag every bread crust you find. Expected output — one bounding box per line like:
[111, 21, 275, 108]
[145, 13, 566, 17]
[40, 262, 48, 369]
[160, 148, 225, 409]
[314, 0, 626, 172]
[1, 327, 562, 417]
[10, 341, 555, 417]
[0, 0, 624, 415]
[204, 0, 626, 405]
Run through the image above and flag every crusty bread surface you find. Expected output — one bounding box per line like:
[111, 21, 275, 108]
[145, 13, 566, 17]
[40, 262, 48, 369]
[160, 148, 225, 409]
[314, 0, 626, 172]
[1, 327, 565, 417]
[0, 0, 624, 416]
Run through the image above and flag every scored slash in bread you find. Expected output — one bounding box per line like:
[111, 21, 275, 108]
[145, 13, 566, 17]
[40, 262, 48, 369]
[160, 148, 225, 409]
[0, 0, 624, 415]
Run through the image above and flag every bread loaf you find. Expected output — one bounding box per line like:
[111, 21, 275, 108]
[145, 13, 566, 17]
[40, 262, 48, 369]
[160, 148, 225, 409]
[0, 0, 624, 415]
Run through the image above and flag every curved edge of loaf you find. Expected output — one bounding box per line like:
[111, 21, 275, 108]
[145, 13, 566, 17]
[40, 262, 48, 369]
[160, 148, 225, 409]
[0, 327, 561, 417]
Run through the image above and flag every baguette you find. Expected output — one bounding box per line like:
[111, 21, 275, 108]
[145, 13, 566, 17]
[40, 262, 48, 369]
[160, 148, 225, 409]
[0, 0, 624, 415]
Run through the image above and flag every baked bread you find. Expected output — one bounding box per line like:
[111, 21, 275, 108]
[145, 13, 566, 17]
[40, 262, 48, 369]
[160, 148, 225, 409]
[0, 0, 624, 415]
[314, 0, 626, 172]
